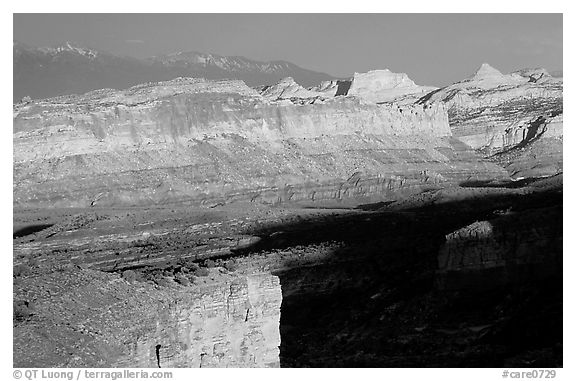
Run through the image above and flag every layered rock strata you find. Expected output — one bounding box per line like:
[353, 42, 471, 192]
[13, 177, 563, 367]
[490, 114, 563, 179]
[14, 77, 507, 208]
[418, 64, 563, 178]
[419, 64, 563, 150]
[14, 266, 282, 368]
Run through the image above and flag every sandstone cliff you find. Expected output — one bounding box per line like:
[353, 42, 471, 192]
[304, 69, 436, 104]
[14, 77, 507, 208]
[14, 265, 282, 367]
[418, 63, 563, 178]
[347, 69, 437, 104]
[419, 63, 562, 151]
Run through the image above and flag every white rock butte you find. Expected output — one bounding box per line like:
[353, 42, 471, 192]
[348, 69, 437, 103]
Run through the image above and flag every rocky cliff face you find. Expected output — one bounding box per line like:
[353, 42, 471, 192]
[303, 69, 435, 104]
[419, 64, 562, 151]
[309, 79, 352, 97]
[14, 77, 507, 208]
[14, 176, 563, 368]
[260, 77, 325, 100]
[14, 265, 282, 368]
[490, 113, 563, 179]
[437, 203, 562, 291]
[13, 64, 563, 368]
[418, 63, 563, 178]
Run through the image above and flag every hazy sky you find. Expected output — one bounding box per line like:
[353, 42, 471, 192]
[13, 14, 562, 86]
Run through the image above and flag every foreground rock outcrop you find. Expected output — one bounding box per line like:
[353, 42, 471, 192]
[14, 77, 507, 208]
[14, 177, 563, 368]
[14, 264, 282, 367]
[437, 204, 562, 291]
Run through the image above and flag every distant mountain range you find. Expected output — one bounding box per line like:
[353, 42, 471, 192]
[13, 41, 335, 101]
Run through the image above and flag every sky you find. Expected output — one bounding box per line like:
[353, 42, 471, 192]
[13, 13, 563, 86]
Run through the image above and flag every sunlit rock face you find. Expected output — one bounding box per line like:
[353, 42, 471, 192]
[419, 63, 562, 152]
[13, 267, 282, 368]
[418, 63, 563, 178]
[116, 273, 283, 368]
[260, 77, 325, 100]
[347, 69, 437, 103]
[13, 77, 508, 208]
[309, 79, 352, 97]
[490, 113, 563, 179]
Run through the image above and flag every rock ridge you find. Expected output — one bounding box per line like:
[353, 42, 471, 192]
[13, 77, 508, 208]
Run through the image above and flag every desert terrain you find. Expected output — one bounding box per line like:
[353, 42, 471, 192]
[13, 48, 563, 367]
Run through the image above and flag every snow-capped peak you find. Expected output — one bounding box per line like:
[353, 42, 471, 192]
[40, 41, 99, 59]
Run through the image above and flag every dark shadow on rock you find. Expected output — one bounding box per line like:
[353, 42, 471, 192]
[459, 177, 546, 189]
[494, 116, 548, 157]
[335, 80, 352, 96]
[236, 186, 562, 367]
[13, 224, 54, 239]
